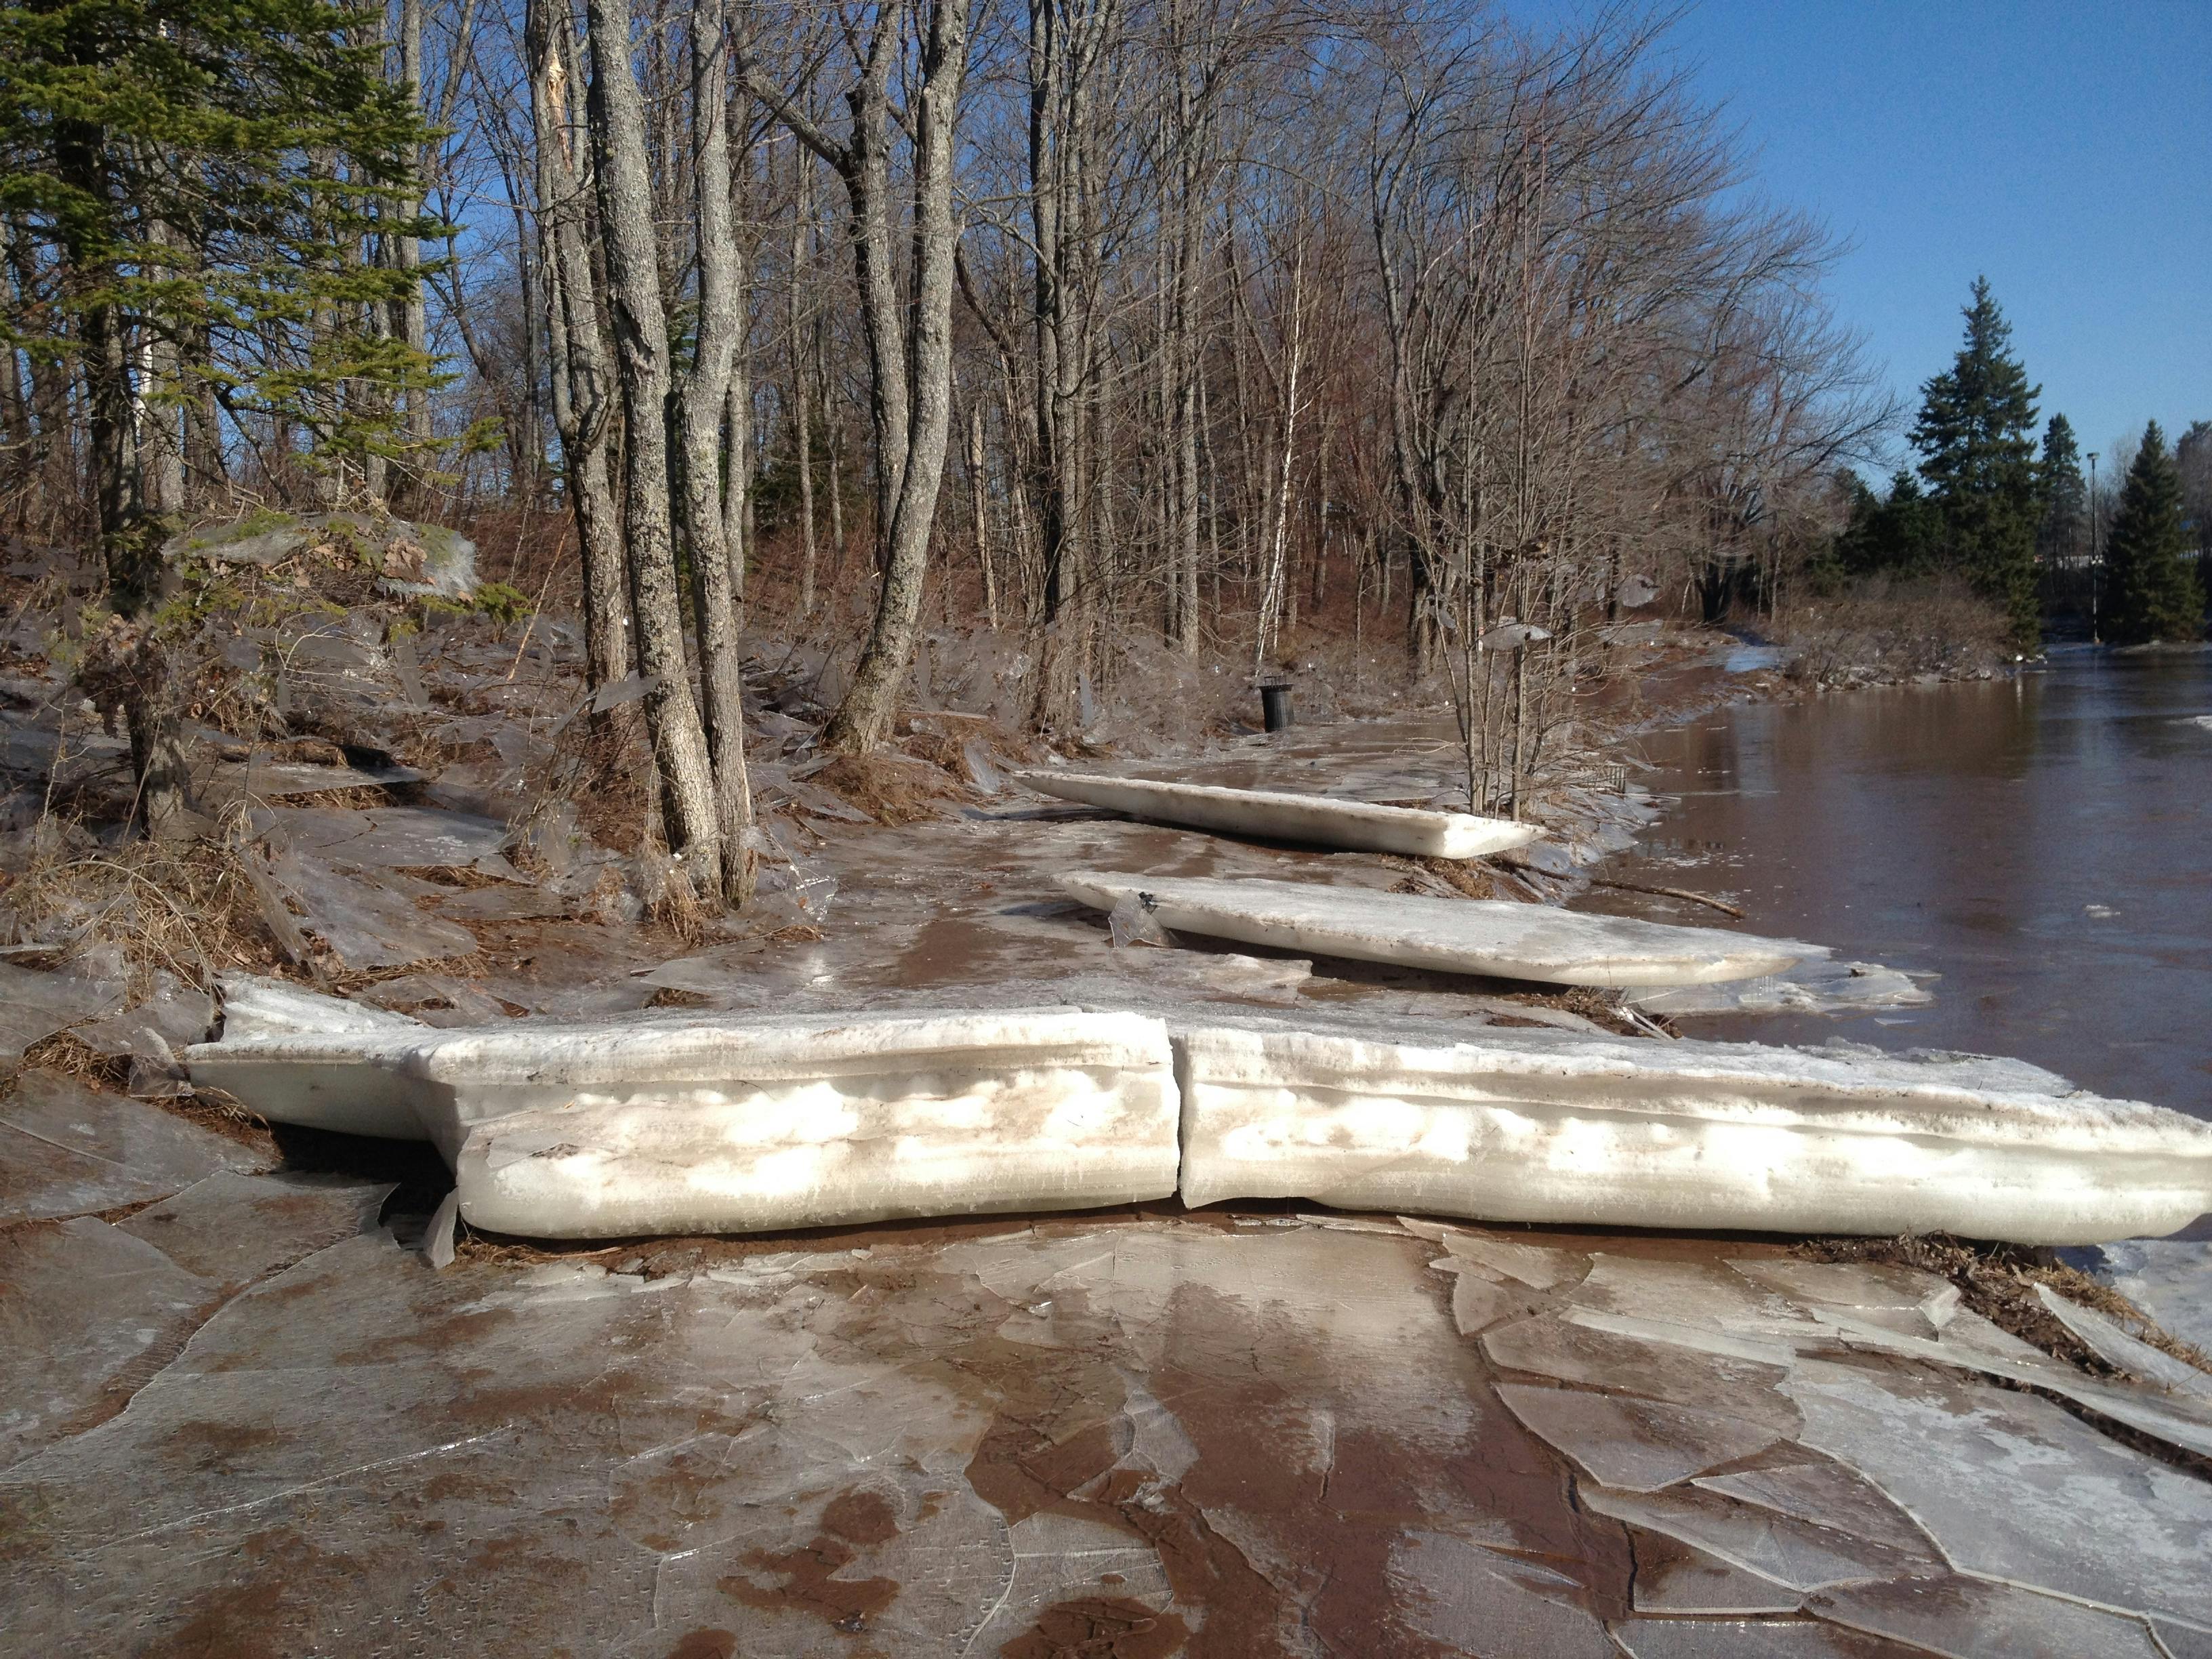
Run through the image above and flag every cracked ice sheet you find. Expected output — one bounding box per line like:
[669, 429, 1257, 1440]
[1611, 1617, 1910, 1658]
[116, 1170, 394, 1289]
[0, 1070, 268, 1224]
[0, 1218, 220, 1469]
[1780, 1358, 2212, 1632]
[0, 1214, 1626, 1655]
[1806, 1576, 2173, 1659]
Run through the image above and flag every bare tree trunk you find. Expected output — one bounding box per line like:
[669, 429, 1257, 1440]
[820, 0, 973, 751]
[583, 0, 725, 890]
[675, 0, 756, 904]
[967, 396, 997, 628]
[790, 144, 817, 616]
[396, 0, 431, 495]
[528, 0, 633, 705]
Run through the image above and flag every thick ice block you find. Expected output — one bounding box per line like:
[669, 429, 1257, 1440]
[1172, 1017, 2212, 1244]
[1015, 771, 1538, 859]
[1063, 872, 1822, 987]
[451, 1009, 1179, 1237]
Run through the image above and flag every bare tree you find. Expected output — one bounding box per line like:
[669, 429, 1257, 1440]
[741, 0, 975, 752]
[582, 0, 729, 891]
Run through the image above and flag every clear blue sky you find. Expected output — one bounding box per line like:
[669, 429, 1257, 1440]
[1522, 0, 2211, 470]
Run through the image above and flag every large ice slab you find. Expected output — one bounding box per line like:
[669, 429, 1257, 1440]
[186, 980, 434, 1140]
[1173, 1017, 2212, 1243]
[189, 998, 1181, 1237]
[1013, 769, 1540, 859]
[1061, 872, 1823, 987]
[449, 1010, 1180, 1237]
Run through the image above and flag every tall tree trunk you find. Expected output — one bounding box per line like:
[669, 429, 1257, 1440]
[819, 0, 972, 751]
[675, 0, 756, 905]
[967, 397, 997, 628]
[397, 0, 431, 482]
[528, 0, 633, 707]
[583, 0, 725, 890]
[790, 148, 817, 617]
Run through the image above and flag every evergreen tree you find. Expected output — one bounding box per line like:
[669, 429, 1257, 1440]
[2102, 421, 2204, 645]
[2034, 413, 2085, 569]
[1910, 276, 2042, 644]
[0, 0, 438, 607]
[1832, 469, 1942, 577]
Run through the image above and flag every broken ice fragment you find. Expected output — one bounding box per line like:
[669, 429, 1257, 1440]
[1612, 1616, 1901, 1658]
[1629, 1531, 1802, 1616]
[117, 1170, 393, 1289]
[2030, 1281, 2212, 1397]
[0, 1071, 268, 1224]
[1450, 1273, 1529, 1335]
[1106, 889, 1172, 949]
[0, 1218, 219, 1466]
[1016, 771, 1538, 859]
[1492, 1382, 1785, 1492]
[1439, 1233, 1588, 1290]
[1807, 1576, 2171, 1659]
[1692, 1462, 1940, 1558]
[1576, 1483, 1946, 1593]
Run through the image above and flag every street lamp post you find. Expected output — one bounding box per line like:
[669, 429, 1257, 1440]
[2087, 451, 2100, 642]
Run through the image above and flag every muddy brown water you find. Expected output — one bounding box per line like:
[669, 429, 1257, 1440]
[1586, 648, 2212, 1120]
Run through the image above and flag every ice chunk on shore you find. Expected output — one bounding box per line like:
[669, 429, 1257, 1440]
[453, 1009, 1179, 1237]
[1632, 958, 1932, 1017]
[1061, 871, 1824, 987]
[191, 1002, 1182, 1236]
[1015, 770, 1539, 859]
[1172, 1016, 2212, 1244]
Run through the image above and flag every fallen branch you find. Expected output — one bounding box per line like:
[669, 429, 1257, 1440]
[1584, 875, 1744, 919]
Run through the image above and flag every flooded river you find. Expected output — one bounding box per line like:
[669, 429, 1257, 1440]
[1598, 648, 2212, 1120]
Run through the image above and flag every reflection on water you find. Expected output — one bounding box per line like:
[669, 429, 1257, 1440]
[1592, 649, 2212, 1118]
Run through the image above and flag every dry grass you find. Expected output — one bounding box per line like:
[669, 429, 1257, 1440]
[0, 830, 299, 985]
[811, 751, 969, 825]
[21, 1030, 129, 1086]
[1796, 1233, 2211, 1377]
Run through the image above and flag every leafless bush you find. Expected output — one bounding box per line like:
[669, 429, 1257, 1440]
[1776, 577, 2013, 687]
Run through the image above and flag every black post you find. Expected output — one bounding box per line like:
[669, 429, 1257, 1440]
[1259, 681, 1293, 733]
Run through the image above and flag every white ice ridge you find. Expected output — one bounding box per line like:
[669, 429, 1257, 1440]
[1061, 871, 1823, 987]
[188, 981, 2212, 1245]
[1012, 770, 1540, 859]
[188, 986, 1182, 1236]
[1173, 1017, 2212, 1244]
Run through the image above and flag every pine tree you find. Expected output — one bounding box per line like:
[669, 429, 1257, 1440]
[0, 0, 439, 606]
[1910, 276, 2042, 644]
[1832, 470, 1942, 577]
[2034, 413, 2085, 569]
[1, 0, 438, 836]
[2102, 421, 2204, 646]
